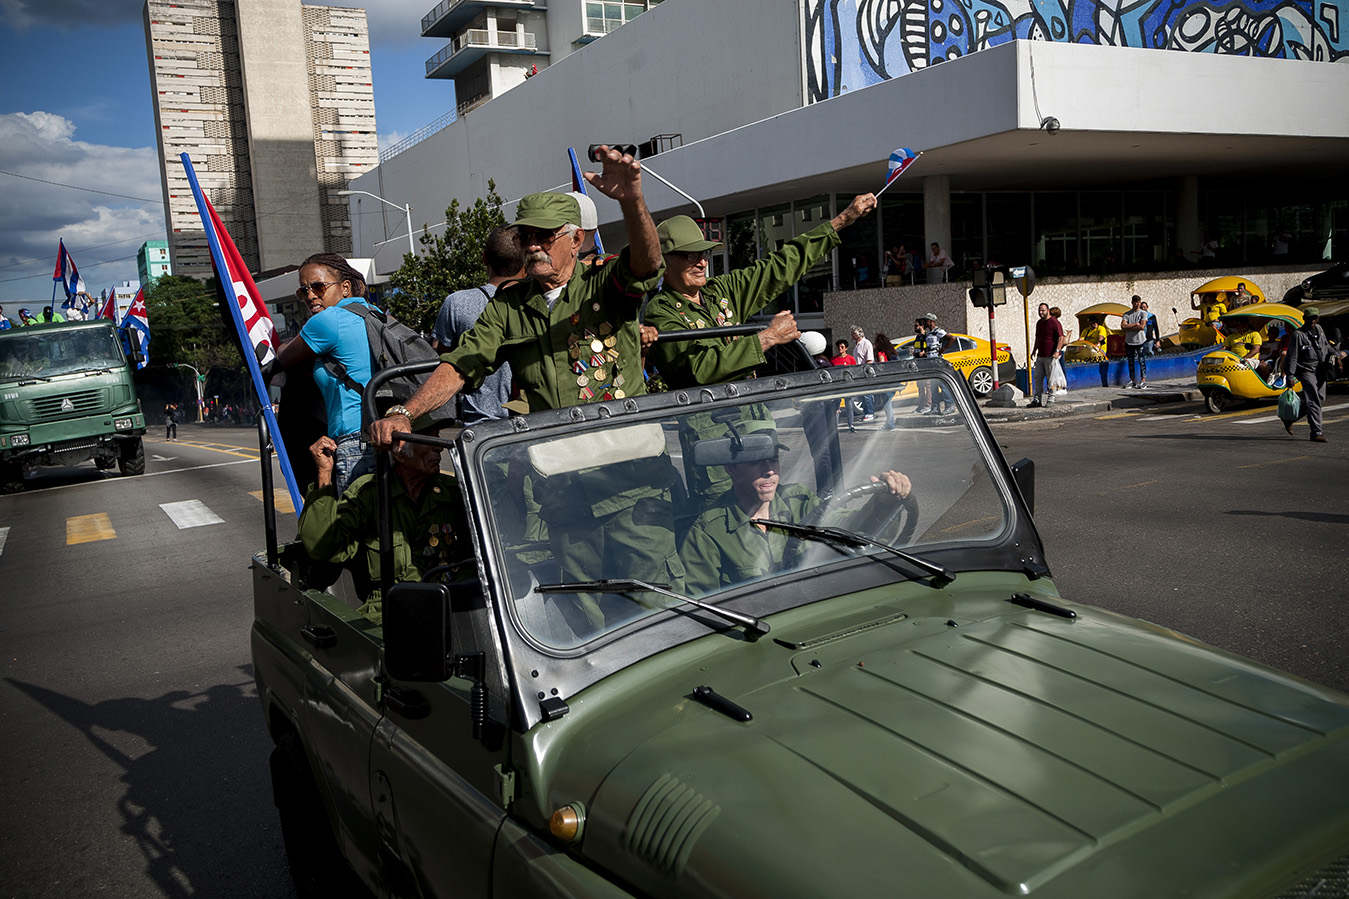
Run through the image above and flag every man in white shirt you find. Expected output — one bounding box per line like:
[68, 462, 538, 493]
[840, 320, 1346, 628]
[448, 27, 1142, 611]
[851, 325, 875, 420]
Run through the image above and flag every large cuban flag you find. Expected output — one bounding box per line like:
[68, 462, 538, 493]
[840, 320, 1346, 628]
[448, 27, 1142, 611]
[120, 286, 151, 369]
[179, 151, 301, 511]
[53, 240, 85, 300]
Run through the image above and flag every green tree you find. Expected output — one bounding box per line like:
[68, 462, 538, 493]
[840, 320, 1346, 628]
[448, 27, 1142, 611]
[143, 274, 248, 393]
[387, 179, 507, 333]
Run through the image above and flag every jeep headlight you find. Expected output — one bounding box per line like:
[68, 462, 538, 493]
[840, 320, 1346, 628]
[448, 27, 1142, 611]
[114, 417, 133, 430]
[10, 434, 30, 447]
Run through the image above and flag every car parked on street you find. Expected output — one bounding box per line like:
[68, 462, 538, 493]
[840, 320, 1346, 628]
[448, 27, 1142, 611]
[888, 332, 1014, 396]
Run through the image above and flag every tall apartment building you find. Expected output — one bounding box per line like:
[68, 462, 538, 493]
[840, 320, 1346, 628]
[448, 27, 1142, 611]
[421, 0, 662, 117]
[144, 0, 378, 281]
[137, 240, 172, 285]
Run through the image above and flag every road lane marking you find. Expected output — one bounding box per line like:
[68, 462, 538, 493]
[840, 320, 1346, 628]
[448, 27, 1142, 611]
[148, 438, 259, 460]
[1236, 402, 1349, 425]
[249, 489, 296, 515]
[0, 526, 8, 556]
[160, 500, 225, 529]
[0, 459, 259, 498]
[67, 513, 116, 545]
[1090, 480, 1158, 497]
[1238, 455, 1312, 469]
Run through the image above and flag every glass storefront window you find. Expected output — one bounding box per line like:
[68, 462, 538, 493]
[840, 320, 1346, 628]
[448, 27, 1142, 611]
[795, 195, 832, 313]
[835, 193, 877, 291]
[984, 193, 1031, 269]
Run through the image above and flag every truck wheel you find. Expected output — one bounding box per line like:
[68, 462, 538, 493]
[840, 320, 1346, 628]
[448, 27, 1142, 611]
[967, 366, 995, 397]
[118, 438, 145, 477]
[95, 455, 117, 471]
[271, 733, 369, 899]
[0, 463, 23, 494]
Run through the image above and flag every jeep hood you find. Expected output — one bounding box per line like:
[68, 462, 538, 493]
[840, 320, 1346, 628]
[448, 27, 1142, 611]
[553, 607, 1349, 898]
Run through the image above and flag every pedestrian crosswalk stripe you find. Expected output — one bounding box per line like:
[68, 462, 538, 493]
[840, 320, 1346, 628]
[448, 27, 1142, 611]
[160, 499, 224, 529]
[67, 513, 116, 545]
[0, 526, 8, 557]
[249, 489, 296, 515]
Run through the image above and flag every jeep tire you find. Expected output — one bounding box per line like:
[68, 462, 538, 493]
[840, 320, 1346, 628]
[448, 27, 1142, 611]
[271, 733, 370, 899]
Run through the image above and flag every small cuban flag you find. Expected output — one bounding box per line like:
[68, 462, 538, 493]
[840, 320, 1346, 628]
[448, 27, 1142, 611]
[120, 286, 151, 370]
[885, 148, 920, 186]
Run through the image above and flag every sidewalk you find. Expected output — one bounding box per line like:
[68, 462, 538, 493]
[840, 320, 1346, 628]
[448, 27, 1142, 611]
[978, 376, 1201, 423]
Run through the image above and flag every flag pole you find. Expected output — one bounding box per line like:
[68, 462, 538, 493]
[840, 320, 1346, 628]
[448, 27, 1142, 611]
[568, 147, 603, 255]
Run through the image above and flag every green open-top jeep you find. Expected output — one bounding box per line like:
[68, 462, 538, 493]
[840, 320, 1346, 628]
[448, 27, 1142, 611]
[251, 358, 1349, 898]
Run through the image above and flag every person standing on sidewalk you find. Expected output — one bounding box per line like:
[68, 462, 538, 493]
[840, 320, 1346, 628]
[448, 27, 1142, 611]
[1028, 303, 1065, 407]
[1122, 295, 1149, 388]
[1284, 306, 1338, 442]
[851, 326, 875, 420]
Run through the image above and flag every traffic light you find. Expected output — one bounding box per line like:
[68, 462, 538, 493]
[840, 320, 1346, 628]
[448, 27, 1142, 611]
[588, 144, 639, 162]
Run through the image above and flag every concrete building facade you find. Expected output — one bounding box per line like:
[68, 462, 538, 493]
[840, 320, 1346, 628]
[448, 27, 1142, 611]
[349, 0, 1349, 346]
[144, 0, 378, 281]
[137, 240, 172, 285]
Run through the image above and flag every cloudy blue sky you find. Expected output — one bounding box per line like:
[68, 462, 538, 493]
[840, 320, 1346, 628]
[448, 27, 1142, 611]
[0, 0, 454, 304]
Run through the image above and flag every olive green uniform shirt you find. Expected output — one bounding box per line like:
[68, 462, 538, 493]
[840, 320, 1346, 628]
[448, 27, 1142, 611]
[442, 248, 663, 412]
[680, 483, 822, 596]
[298, 472, 471, 625]
[646, 222, 842, 389]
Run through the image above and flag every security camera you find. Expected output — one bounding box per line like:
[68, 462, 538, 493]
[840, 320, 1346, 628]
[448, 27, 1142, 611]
[1040, 117, 1060, 135]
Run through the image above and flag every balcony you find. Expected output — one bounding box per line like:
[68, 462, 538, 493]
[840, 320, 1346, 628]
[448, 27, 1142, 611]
[421, 0, 537, 38]
[425, 28, 544, 79]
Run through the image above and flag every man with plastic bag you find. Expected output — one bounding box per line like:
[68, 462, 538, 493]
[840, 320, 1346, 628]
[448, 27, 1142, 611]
[1282, 307, 1340, 442]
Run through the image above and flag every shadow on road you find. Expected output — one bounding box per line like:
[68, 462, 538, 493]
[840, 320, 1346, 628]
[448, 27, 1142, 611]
[7, 670, 294, 899]
[1228, 509, 1349, 524]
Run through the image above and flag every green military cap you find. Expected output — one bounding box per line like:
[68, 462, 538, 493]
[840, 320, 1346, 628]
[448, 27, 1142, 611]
[1303, 306, 1320, 317]
[515, 192, 583, 229]
[658, 215, 722, 255]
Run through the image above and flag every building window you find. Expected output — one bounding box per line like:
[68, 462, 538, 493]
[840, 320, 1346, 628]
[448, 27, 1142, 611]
[585, 2, 647, 35]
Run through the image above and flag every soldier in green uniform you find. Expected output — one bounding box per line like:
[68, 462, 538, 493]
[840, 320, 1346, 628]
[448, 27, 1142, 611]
[680, 418, 911, 597]
[647, 194, 877, 509]
[645, 192, 878, 390]
[368, 147, 680, 630]
[299, 414, 471, 625]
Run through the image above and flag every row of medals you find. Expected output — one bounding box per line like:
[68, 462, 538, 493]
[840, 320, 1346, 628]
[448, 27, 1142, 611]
[568, 319, 625, 400]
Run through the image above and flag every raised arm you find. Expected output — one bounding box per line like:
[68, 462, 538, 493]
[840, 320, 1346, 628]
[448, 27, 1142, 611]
[583, 145, 661, 278]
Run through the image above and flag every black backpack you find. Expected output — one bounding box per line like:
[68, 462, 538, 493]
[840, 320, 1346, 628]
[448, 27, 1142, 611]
[322, 303, 453, 425]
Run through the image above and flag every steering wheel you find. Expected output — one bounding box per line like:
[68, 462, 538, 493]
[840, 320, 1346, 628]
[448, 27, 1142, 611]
[805, 481, 920, 546]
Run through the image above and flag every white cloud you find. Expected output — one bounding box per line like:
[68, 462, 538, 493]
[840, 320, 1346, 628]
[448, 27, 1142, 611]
[0, 112, 164, 301]
[377, 129, 409, 155]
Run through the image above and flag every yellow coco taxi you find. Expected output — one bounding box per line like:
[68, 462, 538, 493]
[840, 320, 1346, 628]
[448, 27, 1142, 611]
[1063, 303, 1128, 363]
[1196, 302, 1302, 412]
[890, 333, 1015, 397]
[1180, 276, 1266, 349]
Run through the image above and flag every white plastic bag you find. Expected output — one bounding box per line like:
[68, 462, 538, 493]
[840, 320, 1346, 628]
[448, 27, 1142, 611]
[1049, 358, 1068, 392]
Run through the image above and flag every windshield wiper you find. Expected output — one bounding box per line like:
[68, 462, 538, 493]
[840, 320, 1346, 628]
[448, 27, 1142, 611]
[535, 578, 770, 638]
[749, 519, 955, 584]
[16, 375, 52, 384]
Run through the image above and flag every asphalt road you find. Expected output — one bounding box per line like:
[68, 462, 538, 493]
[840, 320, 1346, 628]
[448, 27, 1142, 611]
[0, 401, 1345, 897]
[0, 426, 298, 899]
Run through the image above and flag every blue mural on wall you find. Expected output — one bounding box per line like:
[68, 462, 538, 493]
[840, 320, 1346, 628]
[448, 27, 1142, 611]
[804, 0, 1346, 102]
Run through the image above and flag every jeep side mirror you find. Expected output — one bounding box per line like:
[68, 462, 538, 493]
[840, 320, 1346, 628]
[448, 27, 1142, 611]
[1010, 457, 1034, 515]
[385, 582, 450, 682]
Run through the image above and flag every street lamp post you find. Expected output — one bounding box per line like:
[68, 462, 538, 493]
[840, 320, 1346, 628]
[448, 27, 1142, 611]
[338, 189, 415, 258]
[168, 362, 206, 422]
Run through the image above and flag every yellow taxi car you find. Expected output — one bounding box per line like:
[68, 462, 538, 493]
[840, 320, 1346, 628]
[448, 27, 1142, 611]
[1180, 275, 1266, 349]
[1196, 302, 1301, 412]
[1063, 302, 1129, 363]
[890, 332, 1015, 397]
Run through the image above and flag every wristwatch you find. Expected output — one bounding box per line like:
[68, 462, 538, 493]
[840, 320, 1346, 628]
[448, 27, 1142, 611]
[384, 404, 413, 420]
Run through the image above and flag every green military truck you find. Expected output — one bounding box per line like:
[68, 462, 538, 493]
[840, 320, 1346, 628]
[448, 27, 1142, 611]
[0, 319, 147, 493]
[251, 360, 1349, 898]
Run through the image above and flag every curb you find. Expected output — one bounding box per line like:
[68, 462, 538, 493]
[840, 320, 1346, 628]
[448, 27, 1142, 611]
[979, 385, 1202, 423]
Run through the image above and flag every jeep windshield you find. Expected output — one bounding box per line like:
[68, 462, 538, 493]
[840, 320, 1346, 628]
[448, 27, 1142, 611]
[0, 327, 126, 382]
[468, 366, 1025, 655]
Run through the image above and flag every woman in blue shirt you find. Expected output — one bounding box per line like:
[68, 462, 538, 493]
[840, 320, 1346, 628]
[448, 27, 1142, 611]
[278, 253, 377, 494]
